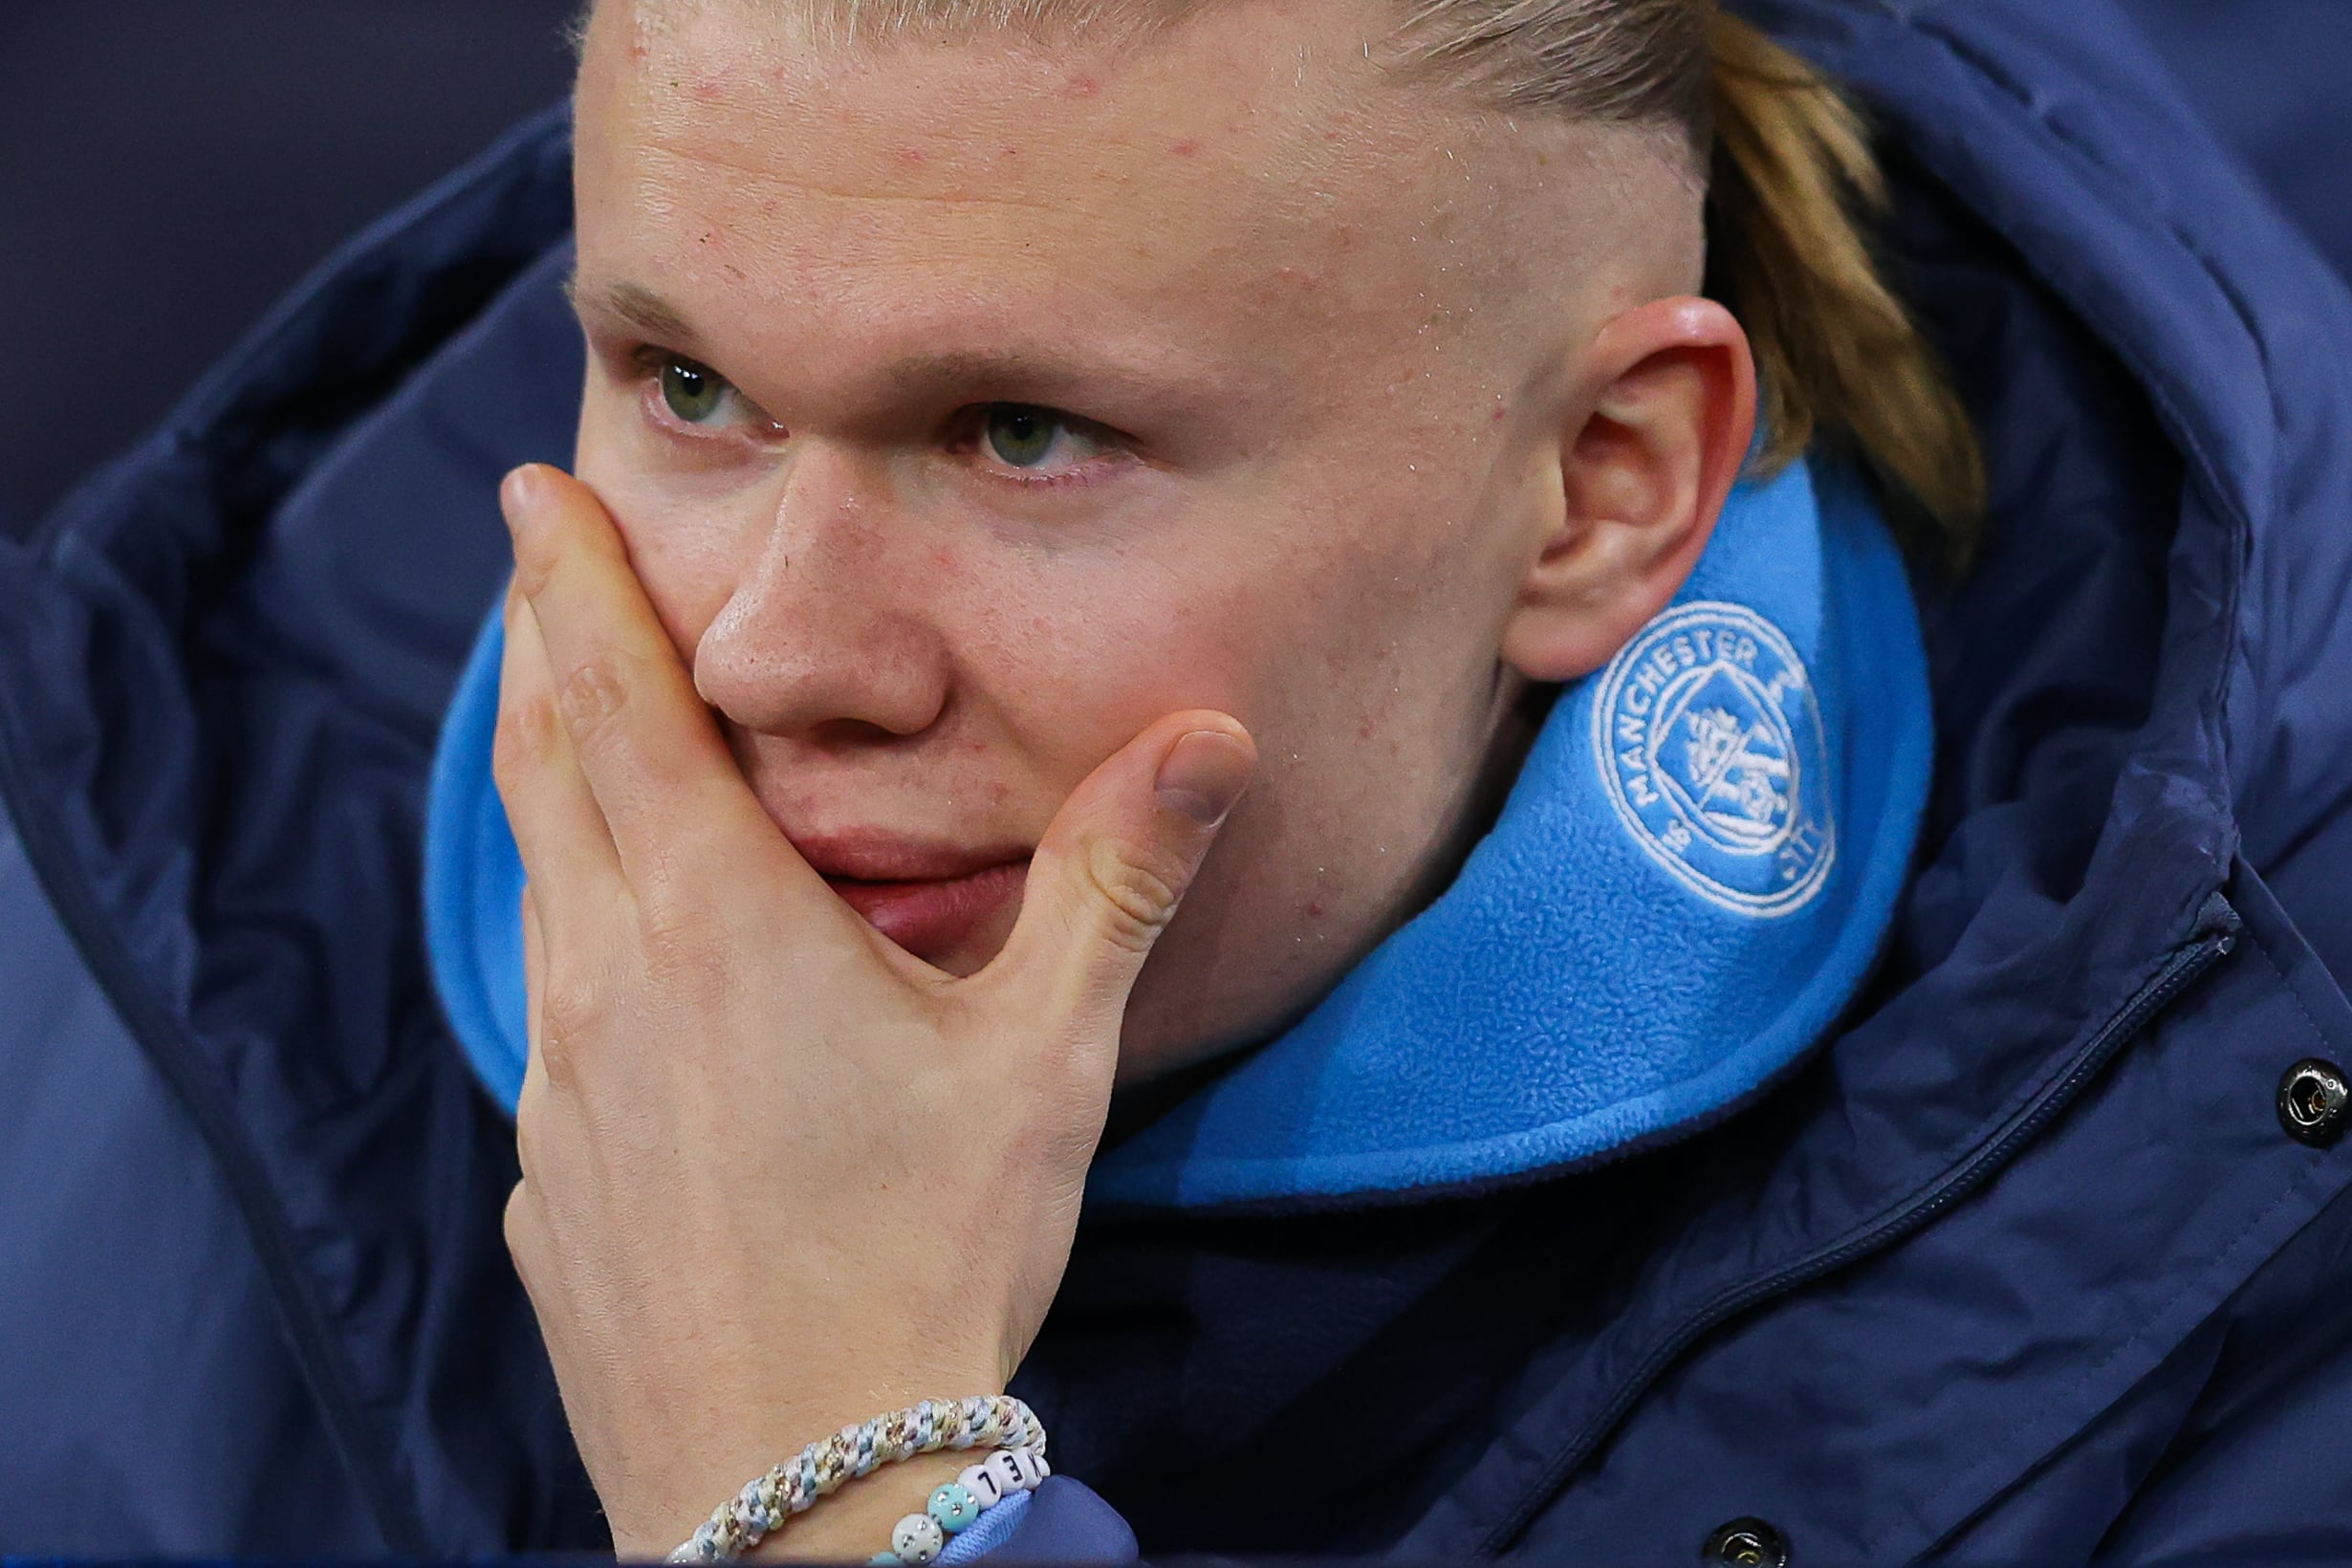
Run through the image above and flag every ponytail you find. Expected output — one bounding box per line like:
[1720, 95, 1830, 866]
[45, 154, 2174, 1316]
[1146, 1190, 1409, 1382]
[1703, 11, 1984, 565]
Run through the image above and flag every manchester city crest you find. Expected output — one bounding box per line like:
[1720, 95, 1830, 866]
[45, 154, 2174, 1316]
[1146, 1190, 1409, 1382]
[1591, 601, 1835, 916]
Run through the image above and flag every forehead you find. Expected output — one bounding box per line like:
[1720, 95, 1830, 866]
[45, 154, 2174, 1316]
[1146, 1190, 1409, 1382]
[571, 0, 1599, 381]
[584, 0, 1404, 206]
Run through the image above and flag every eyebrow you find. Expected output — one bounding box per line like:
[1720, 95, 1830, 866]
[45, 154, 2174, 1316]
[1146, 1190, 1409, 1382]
[569, 275, 1234, 422]
[871, 347, 1236, 431]
[567, 283, 1077, 392]
[569, 275, 705, 353]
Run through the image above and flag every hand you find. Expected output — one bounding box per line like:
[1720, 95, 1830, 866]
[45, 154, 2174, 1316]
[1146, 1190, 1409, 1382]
[490, 464, 1255, 1555]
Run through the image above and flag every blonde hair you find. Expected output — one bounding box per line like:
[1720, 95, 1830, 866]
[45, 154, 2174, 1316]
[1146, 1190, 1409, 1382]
[585, 0, 1986, 560]
[1391, 0, 1984, 561]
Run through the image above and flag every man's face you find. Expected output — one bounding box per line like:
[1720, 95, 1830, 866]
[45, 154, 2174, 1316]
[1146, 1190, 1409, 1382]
[569, 0, 1654, 1082]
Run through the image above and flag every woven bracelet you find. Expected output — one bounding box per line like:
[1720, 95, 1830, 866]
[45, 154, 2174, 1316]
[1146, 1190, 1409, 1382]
[668, 1394, 1047, 1562]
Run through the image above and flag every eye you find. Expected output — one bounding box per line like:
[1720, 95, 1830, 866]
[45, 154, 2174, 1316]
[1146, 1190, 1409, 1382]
[982, 404, 1104, 470]
[660, 357, 730, 424]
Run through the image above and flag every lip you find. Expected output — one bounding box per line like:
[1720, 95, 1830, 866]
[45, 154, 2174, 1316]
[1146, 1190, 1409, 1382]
[791, 833, 1032, 883]
[823, 860, 1030, 961]
[793, 834, 1033, 961]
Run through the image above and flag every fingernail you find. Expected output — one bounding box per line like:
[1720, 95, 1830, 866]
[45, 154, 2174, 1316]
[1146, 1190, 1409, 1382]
[1156, 730, 1253, 825]
[499, 466, 543, 535]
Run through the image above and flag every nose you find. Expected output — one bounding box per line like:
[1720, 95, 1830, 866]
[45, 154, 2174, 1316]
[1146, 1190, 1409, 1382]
[691, 447, 952, 741]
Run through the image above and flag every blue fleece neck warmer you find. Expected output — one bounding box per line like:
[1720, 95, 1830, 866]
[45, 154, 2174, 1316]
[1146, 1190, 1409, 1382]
[425, 456, 1929, 1209]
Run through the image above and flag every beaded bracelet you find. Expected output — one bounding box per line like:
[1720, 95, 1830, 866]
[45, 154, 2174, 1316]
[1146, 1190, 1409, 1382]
[666, 1394, 1046, 1562]
[873, 1444, 1049, 1565]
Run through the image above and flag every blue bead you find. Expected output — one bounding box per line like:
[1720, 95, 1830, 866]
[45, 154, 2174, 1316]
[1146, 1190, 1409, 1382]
[928, 1480, 981, 1532]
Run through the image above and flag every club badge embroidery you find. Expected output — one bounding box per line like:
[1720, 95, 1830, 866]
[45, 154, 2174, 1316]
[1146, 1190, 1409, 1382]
[1592, 600, 1835, 916]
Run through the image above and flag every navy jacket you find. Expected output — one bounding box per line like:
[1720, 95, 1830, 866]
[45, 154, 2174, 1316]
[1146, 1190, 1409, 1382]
[5, 0, 2352, 1558]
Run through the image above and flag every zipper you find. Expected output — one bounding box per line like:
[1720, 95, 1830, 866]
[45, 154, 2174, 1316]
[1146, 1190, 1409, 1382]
[1478, 891, 2242, 1555]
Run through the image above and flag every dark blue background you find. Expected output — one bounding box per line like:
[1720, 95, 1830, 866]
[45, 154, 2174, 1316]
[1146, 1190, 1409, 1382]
[2, 0, 2345, 541]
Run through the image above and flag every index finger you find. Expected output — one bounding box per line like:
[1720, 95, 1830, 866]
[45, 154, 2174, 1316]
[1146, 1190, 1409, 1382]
[499, 463, 798, 894]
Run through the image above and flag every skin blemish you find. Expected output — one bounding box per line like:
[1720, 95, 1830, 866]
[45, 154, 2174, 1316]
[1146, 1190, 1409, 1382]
[1068, 74, 1100, 98]
[1171, 138, 1202, 158]
[896, 145, 926, 167]
[1306, 899, 1327, 919]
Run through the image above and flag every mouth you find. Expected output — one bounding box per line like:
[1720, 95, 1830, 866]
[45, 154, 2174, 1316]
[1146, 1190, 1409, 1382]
[795, 835, 1033, 963]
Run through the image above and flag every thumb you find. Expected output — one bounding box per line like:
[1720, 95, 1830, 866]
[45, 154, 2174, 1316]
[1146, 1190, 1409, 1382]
[987, 710, 1256, 1044]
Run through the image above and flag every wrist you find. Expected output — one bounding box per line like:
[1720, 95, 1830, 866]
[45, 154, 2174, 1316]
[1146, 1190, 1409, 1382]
[629, 1392, 1037, 1562]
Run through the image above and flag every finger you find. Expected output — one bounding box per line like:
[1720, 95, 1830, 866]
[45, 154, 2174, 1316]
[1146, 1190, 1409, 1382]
[984, 710, 1255, 1049]
[521, 880, 548, 1067]
[500, 464, 788, 892]
[514, 882, 551, 1187]
[493, 578, 624, 928]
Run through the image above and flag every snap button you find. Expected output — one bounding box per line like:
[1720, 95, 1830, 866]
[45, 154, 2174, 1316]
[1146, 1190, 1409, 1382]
[2278, 1058, 2350, 1147]
[1703, 1517, 1790, 1567]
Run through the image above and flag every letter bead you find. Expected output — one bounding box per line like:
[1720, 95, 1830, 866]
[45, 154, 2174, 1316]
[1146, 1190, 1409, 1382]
[983, 1449, 1026, 1495]
[958, 1463, 1002, 1507]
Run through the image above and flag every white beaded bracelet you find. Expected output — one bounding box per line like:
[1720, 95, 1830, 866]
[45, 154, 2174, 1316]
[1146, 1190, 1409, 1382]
[874, 1444, 1050, 1565]
[666, 1395, 1046, 1562]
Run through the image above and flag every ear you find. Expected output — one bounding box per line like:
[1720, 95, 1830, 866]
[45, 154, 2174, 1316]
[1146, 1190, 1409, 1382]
[1500, 296, 1756, 683]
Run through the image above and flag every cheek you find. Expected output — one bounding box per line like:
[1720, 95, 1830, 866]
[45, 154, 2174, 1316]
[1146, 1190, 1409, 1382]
[1098, 500, 1524, 1077]
[953, 476, 1498, 792]
[574, 400, 771, 663]
[1114, 724, 1466, 1082]
[948, 548, 1287, 766]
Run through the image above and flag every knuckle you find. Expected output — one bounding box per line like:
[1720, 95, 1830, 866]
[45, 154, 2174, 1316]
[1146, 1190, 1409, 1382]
[490, 692, 562, 791]
[1085, 837, 1185, 955]
[555, 652, 632, 748]
[535, 971, 601, 1084]
[509, 539, 556, 601]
